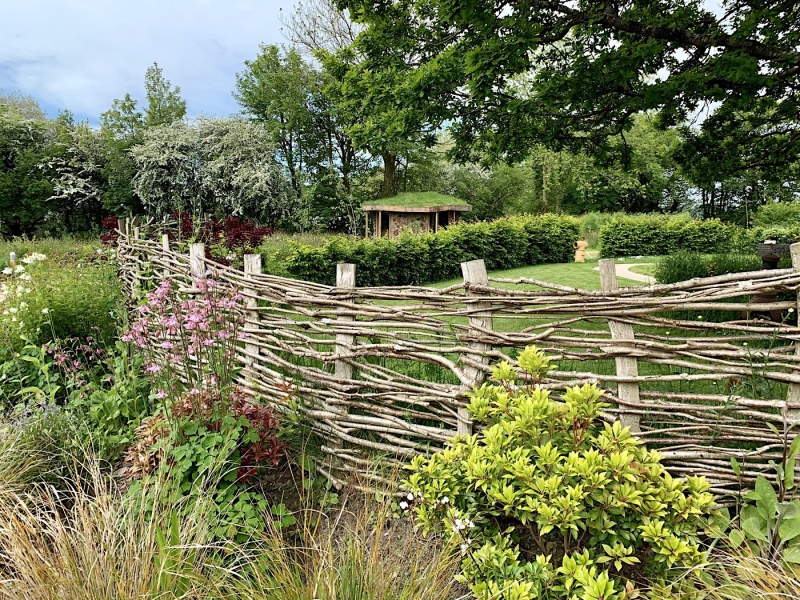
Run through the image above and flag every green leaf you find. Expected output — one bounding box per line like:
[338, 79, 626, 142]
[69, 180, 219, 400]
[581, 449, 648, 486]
[742, 517, 769, 543]
[779, 516, 800, 542]
[729, 529, 744, 548]
[731, 457, 741, 477]
[755, 475, 778, 520]
[783, 546, 800, 564]
[789, 434, 800, 461]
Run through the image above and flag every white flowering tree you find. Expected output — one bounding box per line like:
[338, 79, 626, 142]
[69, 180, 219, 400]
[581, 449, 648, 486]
[130, 118, 295, 227]
[46, 123, 106, 227]
[197, 118, 297, 225]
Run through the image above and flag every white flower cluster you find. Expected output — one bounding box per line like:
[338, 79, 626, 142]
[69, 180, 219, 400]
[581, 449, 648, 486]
[399, 492, 416, 511]
[21, 253, 46, 264]
[451, 517, 475, 533]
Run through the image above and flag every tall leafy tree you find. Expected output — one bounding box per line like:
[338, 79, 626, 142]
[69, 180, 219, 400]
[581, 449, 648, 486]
[143, 63, 187, 128]
[130, 118, 295, 228]
[0, 103, 51, 236]
[283, 0, 430, 197]
[235, 44, 373, 202]
[99, 62, 186, 215]
[235, 45, 322, 193]
[334, 0, 800, 181]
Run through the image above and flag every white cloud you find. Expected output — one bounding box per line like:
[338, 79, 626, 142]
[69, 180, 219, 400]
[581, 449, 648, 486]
[0, 0, 289, 121]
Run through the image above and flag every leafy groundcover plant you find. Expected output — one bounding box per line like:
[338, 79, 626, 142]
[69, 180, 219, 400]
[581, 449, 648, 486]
[121, 272, 289, 542]
[404, 347, 717, 600]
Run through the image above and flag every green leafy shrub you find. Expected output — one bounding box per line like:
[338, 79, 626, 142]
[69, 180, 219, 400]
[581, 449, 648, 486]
[124, 386, 287, 541]
[654, 252, 762, 284]
[599, 213, 734, 258]
[753, 203, 800, 228]
[404, 346, 717, 600]
[729, 225, 800, 253]
[0, 335, 152, 462]
[599, 212, 800, 258]
[284, 214, 580, 286]
[257, 232, 333, 278]
[723, 435, 800, 568]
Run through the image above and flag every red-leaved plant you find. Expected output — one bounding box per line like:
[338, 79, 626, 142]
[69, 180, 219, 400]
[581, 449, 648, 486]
[125, 386, 284, 482]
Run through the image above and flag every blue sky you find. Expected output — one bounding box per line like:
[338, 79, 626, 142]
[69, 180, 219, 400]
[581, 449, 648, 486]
[0, 0, 292, 122]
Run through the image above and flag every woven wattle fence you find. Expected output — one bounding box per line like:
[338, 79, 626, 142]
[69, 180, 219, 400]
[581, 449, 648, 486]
[117, 219, 800, 498]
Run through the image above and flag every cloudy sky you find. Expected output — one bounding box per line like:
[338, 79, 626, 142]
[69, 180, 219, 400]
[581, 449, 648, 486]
[0, 0, 293, 122]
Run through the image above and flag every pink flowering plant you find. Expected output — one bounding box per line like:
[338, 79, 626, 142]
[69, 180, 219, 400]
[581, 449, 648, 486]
[121, 271, 290, 541]
[0, 331, 152, 461]
[122, 272, 246, 403]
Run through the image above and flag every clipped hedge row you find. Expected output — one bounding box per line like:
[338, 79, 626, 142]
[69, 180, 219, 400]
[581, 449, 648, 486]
[599, 214, 800, 258]
[598, 214, 734, 257]
[281, 214, 580, 286]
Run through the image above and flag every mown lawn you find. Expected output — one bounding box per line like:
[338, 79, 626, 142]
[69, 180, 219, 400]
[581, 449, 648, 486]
[428, 257, 660, 290]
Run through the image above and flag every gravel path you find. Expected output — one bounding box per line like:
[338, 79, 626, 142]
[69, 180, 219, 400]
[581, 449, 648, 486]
[592, 263, 656, 285]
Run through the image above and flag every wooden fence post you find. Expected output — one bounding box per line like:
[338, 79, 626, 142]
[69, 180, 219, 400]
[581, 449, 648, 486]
[325, 263, 356, 485]
[786, 244, 800, 423]
[335, 263, 356, 381]
[460, 259, 492, 436]
[599, 258, 641, 433]
[243, 254, 262, 362]
[189, 243, 205, 278]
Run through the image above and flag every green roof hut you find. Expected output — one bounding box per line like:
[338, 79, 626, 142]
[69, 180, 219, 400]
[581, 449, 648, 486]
[362, 192, 472, 239]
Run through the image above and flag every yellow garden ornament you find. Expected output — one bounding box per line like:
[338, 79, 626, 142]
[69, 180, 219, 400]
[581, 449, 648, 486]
[573, 240, 588, 263]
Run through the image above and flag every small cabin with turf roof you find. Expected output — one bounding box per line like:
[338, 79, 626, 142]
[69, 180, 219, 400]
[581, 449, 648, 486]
[362, 192, 471, 239]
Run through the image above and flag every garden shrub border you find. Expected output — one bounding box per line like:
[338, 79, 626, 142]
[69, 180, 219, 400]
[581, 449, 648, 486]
[599, 213, 800, 258]
[282, 214, 580, 286]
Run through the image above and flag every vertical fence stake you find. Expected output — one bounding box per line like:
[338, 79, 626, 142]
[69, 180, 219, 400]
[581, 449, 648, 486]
[787, 244, 800, 423]
[335, 264, 356, 380]
[599, 258, 641, 433]
[328, 263, 356, 487]
[243, 254, 262, 363]
[189, 243, 205, 278]
[459, 259, 492, 436]
[159, 234, 170, 280]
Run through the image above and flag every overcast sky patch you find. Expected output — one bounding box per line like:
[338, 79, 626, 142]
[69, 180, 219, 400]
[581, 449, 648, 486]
[0, 0, 290, 122]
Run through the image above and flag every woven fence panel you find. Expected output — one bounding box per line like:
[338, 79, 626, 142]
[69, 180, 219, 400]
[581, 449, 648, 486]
[118, 225, 800, 496]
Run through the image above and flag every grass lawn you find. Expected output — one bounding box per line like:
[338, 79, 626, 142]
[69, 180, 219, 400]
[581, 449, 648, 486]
[428, 257, 661, 290]
[628, 263, 657, 277]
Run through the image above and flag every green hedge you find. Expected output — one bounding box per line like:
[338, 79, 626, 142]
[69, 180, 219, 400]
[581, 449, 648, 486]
[598, 214, 736, 258]
[281, 214, 580, 286]
[598, 214, 800, 258]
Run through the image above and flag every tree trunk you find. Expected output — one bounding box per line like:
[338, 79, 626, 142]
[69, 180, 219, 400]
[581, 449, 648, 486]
[380, 150, 397, 198]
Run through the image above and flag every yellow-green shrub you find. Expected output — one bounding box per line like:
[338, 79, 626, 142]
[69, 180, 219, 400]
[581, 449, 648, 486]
[404, 346, 717, 600]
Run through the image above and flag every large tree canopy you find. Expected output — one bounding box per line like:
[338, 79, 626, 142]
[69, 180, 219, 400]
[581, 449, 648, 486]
[130, 118, 295, 228]
[334, 0, 800, 178]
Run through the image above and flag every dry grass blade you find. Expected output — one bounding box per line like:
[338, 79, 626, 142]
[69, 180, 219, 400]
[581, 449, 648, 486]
[0, 456, 220, 600]
[696, 547, 800, 599]
[203, 487, 466, 600]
